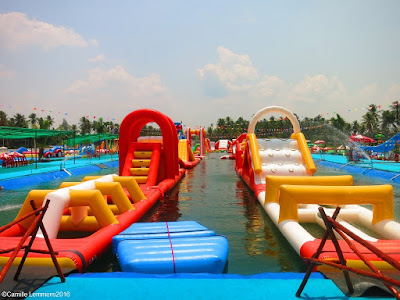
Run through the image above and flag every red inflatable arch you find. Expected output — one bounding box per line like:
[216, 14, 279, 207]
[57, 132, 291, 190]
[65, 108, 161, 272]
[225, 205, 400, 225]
[118, 109, 179, 180]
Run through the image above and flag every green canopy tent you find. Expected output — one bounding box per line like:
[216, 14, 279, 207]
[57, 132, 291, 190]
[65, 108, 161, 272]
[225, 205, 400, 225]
[0, 126, 75, 169]
[65, 133, 118, 146]
[65, 133, 119, 161]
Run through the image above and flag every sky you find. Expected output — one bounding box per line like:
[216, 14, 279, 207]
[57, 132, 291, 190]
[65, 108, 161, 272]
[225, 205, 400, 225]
[1, 0, 400, 129]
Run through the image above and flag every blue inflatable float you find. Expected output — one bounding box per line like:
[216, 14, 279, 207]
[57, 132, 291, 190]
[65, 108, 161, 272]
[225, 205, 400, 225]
[113, 221, 229, 274]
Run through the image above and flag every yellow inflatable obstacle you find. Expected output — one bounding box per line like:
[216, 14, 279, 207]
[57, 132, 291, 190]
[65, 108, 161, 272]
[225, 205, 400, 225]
[0, 174, 159, 271]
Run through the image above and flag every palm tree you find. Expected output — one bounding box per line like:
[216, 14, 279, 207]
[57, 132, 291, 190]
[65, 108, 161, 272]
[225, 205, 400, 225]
[361, 104, 380, 137]
[330, 114, 347, 132]
[11, 113, 27, 127]
[37, 117, 50, 129]
[351, 120, 360, 134]
[46, 115, 54, 129]
[381, 110, 396, 137]
[79, 117, 91, 135]
[94, 118, 106, 134]
[390, 101, 400, 126]
[0, 111, 7, 126]
[28, 113, 37, 128]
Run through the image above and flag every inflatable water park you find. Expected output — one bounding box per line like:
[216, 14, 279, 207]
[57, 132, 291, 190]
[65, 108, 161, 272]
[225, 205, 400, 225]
[1, 106, 400, 299]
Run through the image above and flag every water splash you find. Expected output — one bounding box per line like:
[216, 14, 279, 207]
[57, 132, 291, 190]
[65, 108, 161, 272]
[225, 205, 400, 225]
[321, 124, 372, 162]
[0, 204, 21, 212]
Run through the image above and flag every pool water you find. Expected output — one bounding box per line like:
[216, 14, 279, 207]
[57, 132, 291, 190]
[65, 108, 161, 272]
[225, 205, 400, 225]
[1, 153, 400, 275]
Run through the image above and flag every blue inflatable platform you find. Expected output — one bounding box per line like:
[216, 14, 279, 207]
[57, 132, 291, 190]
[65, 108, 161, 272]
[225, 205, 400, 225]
[113, 221, 229, 274]
[112, 220, 215, 253]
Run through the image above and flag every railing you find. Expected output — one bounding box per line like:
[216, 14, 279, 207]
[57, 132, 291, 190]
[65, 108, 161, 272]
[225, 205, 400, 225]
[296, 207, 400, 299]
[0, 199, 65, 283]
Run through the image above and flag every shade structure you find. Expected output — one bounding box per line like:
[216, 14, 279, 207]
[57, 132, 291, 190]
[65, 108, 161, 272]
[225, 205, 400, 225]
[314, 140, 325, 144]
[349, 134, 375, 144]
[0, 126, 74, 139]
[65, 133, 119, 146]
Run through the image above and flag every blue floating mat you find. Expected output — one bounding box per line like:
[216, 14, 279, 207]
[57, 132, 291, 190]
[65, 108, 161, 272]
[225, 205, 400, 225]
[117, 236, 229, 274]
[113, 221, 228, 274]
[112, 221, 215, 253]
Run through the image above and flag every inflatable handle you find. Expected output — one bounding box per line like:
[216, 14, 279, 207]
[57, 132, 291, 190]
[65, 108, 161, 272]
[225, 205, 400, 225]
[248, 106, 300, 134]
[278, 184, 393, 225]
[291, 132, 316, 174]
[247, 133, 262, 174]
[264, 175, 353, 204]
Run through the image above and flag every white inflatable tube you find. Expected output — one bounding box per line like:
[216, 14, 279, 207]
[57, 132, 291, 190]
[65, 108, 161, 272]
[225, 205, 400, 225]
[248, 106, 300, 134]
[259, 192, 314, 254]
[39, 174, 117, 239]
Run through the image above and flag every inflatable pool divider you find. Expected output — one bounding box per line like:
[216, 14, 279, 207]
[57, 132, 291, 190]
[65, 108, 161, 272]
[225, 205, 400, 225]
[316, 159, 400, 183]
[113, 221, 229, 274]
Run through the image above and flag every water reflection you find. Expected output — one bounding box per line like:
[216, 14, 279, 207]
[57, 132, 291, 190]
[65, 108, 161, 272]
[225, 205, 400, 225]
[141, 185, 182, 222]
[235, 179, 305, 272]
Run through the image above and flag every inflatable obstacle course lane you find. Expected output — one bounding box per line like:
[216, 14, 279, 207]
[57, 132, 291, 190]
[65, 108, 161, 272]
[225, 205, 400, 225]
[0, 109, 186, 271]
[235, 105, 400, 271]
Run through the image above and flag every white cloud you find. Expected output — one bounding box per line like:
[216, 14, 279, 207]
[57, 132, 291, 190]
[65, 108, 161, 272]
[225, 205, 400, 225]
[198, 46, 259, 84]
[0, 12, 93, 50]
[88, 54, 106, 62]
[64, 65, 169, 98]
[0, 65, 14, 79]
[197, 47, 346, 104]
[195, 46, 363, 122]
[290, 75, 346, 103]
[89, 39, 99, 47]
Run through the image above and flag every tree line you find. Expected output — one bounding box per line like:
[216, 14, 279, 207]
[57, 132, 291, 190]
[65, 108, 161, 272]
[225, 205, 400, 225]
[1, 101, 399, 147]
[0, 111, 119, 135]
[207, 101, 400, 144]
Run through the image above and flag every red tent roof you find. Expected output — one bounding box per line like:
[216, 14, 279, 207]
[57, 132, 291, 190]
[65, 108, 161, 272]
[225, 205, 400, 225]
[349, 134, 375, 144]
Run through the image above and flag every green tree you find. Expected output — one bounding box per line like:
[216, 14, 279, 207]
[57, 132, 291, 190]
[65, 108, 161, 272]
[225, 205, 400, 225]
[46, 115, 54, 129]
[79, 116, 91, 135]
[390, 101, 400, 126]
[330, 114, 348, 133]
[381, 110, 396, 137]
[10, 113, 28, 127]
[28, 113, 37, 128]
[58, 118, 71, 131]
[37, 117, 51, 129]
[361, 104, 380, 137]
[94, 117, 106, 134]
[0, 111, 7, 126]
[351, 120, 360, 134]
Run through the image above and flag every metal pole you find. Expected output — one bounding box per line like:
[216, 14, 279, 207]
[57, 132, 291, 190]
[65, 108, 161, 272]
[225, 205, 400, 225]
[30, 137, 33, 173]
[35, 132, 38, 169]
[73, 131, 76, 164]
[98, 134, 101, 160]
